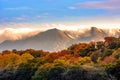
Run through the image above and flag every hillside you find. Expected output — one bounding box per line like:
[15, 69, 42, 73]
[0, 28, 72, 51]
[0, 36, 120, 80]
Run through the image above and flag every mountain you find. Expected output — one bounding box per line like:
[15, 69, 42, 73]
[0, 27, 119, 52]
[0, 28, 72, 51]
[76, 27, 108, 42]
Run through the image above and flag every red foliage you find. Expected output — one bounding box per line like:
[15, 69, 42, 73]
[2, 50, 11, 55]
[58, 50, 68, 56]
[46, 52, 59, 63]
[102, 56, 116, 64]
[74, 43, 89, 56]
[104, 37, 116, 42]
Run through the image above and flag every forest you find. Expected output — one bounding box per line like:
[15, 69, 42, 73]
[0, 36, 120, 80]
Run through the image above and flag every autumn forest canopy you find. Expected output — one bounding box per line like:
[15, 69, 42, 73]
[1, 0, 120, 80]
[0, 36, 120, 80]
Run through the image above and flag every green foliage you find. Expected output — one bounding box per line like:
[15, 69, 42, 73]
[112, 48, 120, 59]
[109, 42, 117, 49]
[116, 39, 120, 48]
[32, 63, 53, 80]
[102, 49, 113, 60]
[48, 66, 66, 80]
[65, 65, 88, 80]
[106, 59, 120, 80]
[78, 48, 90, 57]
[0, 69, 15, 80]
[14, 59, 42, 80]
[79, 57, 92, 65]
[67, 44, 77, 55]
[89, 72, 109, 80]
[33, 63, 88, 80]
[53, 59, 66, 66]
[90, 50, 102, 63]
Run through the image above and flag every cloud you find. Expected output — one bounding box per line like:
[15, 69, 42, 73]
[13, 15, 29, 21]
[68, 6, 77, 10]
[0, 15, 30, 23]
[0, 21, 119, 43]
[14, 17, 26, 21]
[0, 28, 40, 43]
[0, 23, 119, 44]
[69, 0, 120, 11]
[36, 13, 51, 19]
[4, 7, 32, 10]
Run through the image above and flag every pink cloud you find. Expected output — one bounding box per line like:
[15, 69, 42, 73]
[69, 0, 120, 11]
[0, 28, 40, 43]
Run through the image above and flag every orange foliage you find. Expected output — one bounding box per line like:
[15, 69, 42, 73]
[0, 53, 21, 70]
[46, 52, 59, 63]
[67, 56, 80, 64]
[102, 56, 116, 65]
[2, 50, 11, 55]
[74, 43, 89, 56]
[59, 54, 71, 61]
[58, 50, 68, 57]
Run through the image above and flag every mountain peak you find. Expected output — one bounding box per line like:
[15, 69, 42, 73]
[90, 27, 101, 35]
[48, 28, 59, 31]
[91, 27, 99, 31]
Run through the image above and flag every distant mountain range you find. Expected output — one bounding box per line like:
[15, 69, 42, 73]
[76, 27, 108, 42]
[0, 27, 119, 51]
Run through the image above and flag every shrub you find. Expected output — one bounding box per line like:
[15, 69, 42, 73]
[65, 65, 88, 80]
[106, 59, 120, 80]
[48, 66, 66, 80]
[102, 49, 113, 60]
[32, 63, 53, 80]
[112, 48, 120, 59]
[90, 50, 102, 63]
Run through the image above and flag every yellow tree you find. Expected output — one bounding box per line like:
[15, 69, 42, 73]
[20, 53, 34, 63]
[0, 53, 20, 70]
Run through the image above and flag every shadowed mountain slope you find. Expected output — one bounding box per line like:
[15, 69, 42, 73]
[0, 28, 72, 51]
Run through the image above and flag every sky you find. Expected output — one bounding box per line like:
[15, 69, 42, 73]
[0, 0, 120, 30]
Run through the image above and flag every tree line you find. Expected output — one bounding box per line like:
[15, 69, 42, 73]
[0, 36, 120, 80]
